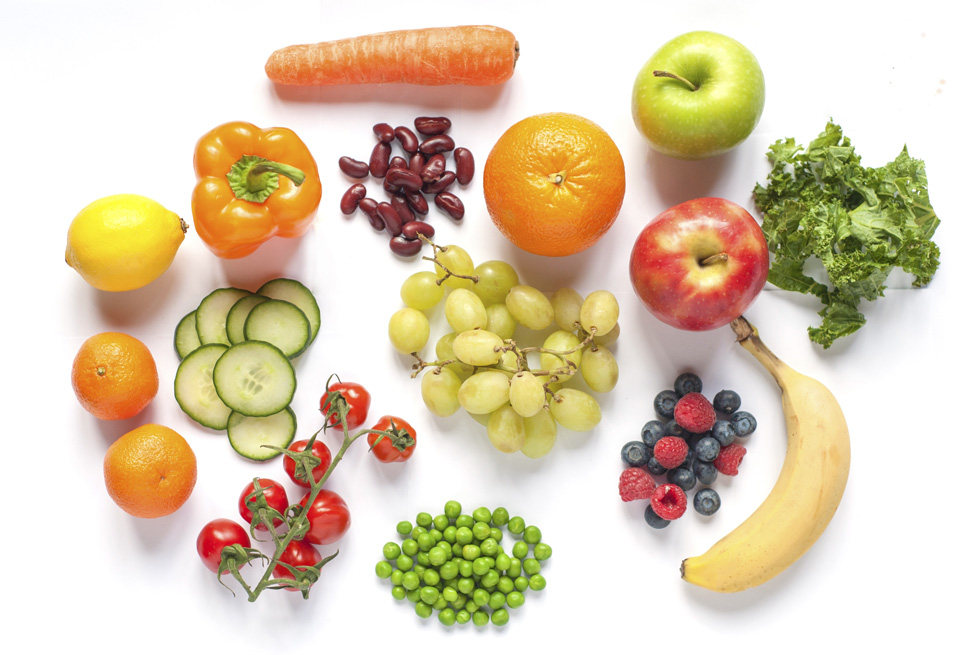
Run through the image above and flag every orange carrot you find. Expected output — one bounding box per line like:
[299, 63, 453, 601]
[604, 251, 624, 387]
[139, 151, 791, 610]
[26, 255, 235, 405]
[265, 25, 519, 86]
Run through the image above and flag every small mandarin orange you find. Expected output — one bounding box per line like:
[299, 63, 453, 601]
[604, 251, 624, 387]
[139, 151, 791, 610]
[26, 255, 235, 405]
[71, 332, 159, 420]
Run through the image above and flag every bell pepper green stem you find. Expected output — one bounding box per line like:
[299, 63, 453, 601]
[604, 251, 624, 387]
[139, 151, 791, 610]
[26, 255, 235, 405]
[227, 155, 306, 204]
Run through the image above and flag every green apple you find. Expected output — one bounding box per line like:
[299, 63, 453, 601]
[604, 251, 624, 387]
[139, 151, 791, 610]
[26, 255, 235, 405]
[631, 31, 765, 160]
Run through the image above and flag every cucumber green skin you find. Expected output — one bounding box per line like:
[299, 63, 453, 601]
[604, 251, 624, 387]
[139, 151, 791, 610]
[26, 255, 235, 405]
[174, 310, 202, 360]
[256, 278, 321, 345]
[243, 299, 311, 359]
[227, 407, 297, 461]
[196, 287, 252, 346]
[174, 343, 232, 430]
[225, 294, 269, 345]
[212, 341, 297, 417]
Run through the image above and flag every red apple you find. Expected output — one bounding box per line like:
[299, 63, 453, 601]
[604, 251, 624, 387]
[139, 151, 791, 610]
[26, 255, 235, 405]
[629, 198, 768, 331]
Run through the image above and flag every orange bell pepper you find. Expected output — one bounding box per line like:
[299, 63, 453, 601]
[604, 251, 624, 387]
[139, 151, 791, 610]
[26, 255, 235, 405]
[192, 121, 322, 258]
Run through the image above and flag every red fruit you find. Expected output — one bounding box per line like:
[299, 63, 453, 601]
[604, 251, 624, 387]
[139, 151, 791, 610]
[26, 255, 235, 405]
[714, 443, 747, 476]
[674, 392, 717, 433]
[619, 467, 656, 502]
[650, 483, 687, 520]
[653, 436, 688, 469]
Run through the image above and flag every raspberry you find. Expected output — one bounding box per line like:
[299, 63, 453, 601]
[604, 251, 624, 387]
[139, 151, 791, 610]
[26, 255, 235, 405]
[650, 483, 687, 520]
[674, 392, 717, 433]
[714, 443, 747, 476]
[653, 436, 688, 470]
[619, 467, 656, 502]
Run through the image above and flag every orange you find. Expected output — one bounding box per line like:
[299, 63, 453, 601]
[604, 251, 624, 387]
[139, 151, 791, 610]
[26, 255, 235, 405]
[104, 423, 197, 518]
[71, 331, 159, 421]
[483, 112, 626, 257]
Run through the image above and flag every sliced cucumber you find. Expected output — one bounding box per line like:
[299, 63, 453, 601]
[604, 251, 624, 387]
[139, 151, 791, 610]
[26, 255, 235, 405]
[196, 287, 252, 346]
[257, 278, 321, 345]
[213, 341, 296, 417]
[174, 310, 202, 360]
[174, 343, 232, 430]
[227, 407, 297, 461]
[225, 294, 270, 345]
[243, 299, 311, 359]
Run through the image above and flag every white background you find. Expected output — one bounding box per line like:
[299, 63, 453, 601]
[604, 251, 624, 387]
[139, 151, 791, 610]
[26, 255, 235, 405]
[2, 0, 956, 650]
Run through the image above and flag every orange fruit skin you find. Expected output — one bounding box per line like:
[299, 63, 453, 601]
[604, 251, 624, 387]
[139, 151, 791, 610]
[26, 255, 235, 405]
[104, 424, 197, 518]
[483, 112, 626, 257]
[71, 332, 159, 421]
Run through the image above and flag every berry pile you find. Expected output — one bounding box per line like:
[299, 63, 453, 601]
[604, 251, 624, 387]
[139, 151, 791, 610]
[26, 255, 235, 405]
[618, 372, 757, 529]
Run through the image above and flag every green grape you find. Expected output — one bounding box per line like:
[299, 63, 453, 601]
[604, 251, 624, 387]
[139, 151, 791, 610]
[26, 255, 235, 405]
[549, 387, 602, 431]
[579, 290, 619, 337]
[444, 288, 487, 333]
[457, 371, 510, 414]
[550, 287, 584, 332]
[591, 321, 620, 347]
[434, 245, 475, 290]
[472, 260, 520, 305]
[484, 303, 517, 340]
[539, 330, 583, 383]
[505, 285, 554, 331]
[388, 307, 430, 354]
[400, 270, 444, 310]
[434, 332, 475, 379]
[453, 330, 504, 367]
[499, 349, 520, 374]
[421, 367, 463, 417]
[486, 404, 525, 453]
[521, 408, 558, 458]
[508, 371, 545, 418]
[580, 344, 619, 393]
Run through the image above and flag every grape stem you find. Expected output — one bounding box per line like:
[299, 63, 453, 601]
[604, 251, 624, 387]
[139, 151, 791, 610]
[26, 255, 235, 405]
[420, 236, 479, 286]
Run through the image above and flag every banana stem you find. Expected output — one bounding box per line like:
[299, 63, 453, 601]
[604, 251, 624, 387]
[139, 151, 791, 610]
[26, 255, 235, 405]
[730, 316, 784, 384]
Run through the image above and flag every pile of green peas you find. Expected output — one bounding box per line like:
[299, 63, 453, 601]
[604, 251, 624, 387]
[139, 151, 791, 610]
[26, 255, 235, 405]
[375, 501, 551, 627]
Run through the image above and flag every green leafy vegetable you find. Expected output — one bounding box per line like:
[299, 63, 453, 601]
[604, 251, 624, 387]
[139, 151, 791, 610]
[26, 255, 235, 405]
[753, 121, 940, 348]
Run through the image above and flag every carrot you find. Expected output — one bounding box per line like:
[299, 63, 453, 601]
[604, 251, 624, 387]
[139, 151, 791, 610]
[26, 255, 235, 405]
[265, 25, 519, 87]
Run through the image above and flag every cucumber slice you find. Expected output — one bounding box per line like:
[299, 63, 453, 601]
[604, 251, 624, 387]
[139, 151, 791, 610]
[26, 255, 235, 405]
[243, 299, 311, 359]
[213, 341, 296, 417]
[174, 310, 202, 360]
[174, 343, 232, 429]
[227, 407, 297, 461]
[225, 294, 269, 345]
[256, 278, 321, 345]
[196, 287, 252, 346]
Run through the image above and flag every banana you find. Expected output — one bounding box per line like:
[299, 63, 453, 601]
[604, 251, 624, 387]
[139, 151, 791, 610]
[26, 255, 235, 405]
[680, 316, 851, 593]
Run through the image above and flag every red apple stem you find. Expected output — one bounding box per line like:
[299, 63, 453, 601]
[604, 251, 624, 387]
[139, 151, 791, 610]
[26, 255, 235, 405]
[653, 70, 699, 92]
[699, 253, 729, 267]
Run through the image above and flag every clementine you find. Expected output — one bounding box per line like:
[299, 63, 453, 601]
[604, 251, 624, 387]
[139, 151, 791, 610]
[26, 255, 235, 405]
[71, 332, 159, 420]
[104, 423, 197, 518]
[483, 112, 626, 257]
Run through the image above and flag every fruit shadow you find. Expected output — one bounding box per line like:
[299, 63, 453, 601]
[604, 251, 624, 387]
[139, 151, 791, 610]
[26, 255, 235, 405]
[268, 80, 508, 111]
[212, 234, 311, 291]
[644, 148, 733, 208]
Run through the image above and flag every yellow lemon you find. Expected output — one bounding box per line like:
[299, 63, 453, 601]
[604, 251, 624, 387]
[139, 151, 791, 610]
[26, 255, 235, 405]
[65, 194, 188, 292]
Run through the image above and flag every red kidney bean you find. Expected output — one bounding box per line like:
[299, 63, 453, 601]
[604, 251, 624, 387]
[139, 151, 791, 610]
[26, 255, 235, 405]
[369, 141, 392, 178]
[339, 156, 369, 178]
[414, 116, 452, 135]
[406, 191, 429, 215]
[394, 126, 419, 154]
[391, 194, 416, 224]
[408, 153, 425, 177]
[402, 220, 435, 240]
[419, 134, 455, 155]
[377, 201, 403, 236]
[373, 123, 395, 143]
[389, 156, 407, 170]
[420, 154, 447, 183]
[453, 147, 475, 185]
[358, 198, 384, 230]
[422, 170, 456, 194]
[389, 235, 423, 257]
[385, 167, 423, 193]
[340, 183, 366, 214]
[434, 192, 465, 220]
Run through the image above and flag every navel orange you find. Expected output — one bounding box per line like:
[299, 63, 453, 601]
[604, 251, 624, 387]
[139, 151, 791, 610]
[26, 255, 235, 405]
[104, 423, 197, 519]
[71, 332, 159, 421]
[483, 112, 626, 257]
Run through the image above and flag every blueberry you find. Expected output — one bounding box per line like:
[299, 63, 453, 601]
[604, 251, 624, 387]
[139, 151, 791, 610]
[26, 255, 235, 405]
[713, 389, 741, 415]
[653, 390, 679, 419]
[693, 488, 721, 516]
[667, 467, 697, 491]
[681, 442, 698, 468]
[731, 411, 757, 437]
[674, 372, 703, 396]
[644, 504, 671, 529]
[692, 459, 718, 485]
[711, 419, 737, 447]
[621, 440, 651, 467]
[641, 420, 665, 447]
[646, 456, 667, 476]
[663, 420, 684, 437]
[694, 436, 721, 462]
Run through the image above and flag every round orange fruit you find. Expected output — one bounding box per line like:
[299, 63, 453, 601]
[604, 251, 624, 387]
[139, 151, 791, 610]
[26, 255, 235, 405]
[71, 331, 159, 421]
[483, 112, 626, 257]
[104, 423, 198, 518]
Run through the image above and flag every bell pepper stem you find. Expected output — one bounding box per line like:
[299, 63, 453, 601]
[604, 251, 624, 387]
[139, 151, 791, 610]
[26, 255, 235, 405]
[227, 155, 306, 204]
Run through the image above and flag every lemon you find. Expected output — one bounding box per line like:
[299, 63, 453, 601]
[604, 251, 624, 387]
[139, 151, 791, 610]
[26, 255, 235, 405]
[65, 194, 188, 292]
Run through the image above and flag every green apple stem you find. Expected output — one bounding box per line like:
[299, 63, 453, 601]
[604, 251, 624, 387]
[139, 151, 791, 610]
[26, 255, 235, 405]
[653, 70, 699, 92]
[699, 253, 729, 266]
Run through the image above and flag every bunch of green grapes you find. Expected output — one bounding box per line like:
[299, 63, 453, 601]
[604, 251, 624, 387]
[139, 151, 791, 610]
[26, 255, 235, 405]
[387, 242, 621, 458]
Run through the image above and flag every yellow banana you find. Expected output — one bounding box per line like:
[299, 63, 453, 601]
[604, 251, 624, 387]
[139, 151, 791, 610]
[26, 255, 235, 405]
[680, 316, 850, 593]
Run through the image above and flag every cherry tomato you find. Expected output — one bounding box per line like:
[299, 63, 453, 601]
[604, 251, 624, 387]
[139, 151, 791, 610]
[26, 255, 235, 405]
[272, 539, 323, 592]
[299, 489, 351, 545]
[320, 381, 371, 431]
[238, 478, 289, 531]
[368, 415, 417, 463]
[283, 438, 333, 488]
[197, 518, 251, 573]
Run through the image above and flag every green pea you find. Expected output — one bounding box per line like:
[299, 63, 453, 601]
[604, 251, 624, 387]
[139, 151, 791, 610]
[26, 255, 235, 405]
[507, 557, 523, 578]
[457, 576, 475, 594]
[523, 525, 542, 544]
[375, 560, 393, 579]
[451, 543, 463, 557]
[433, 514, 450, 531]
[439, 561, 459, 581]
[462, 544, 481, 561]
[480, 538, 500, 558]
[401, 571, 420, 591]
[512, 541, 529, 559]
[438, 541, 453, 558]
[423, 568, 441, 587]
[444, 500, 462, 518]
[506, 591, 525, 608]
[401, 538, 419, 557]
[396, 554, 414, 571]
[473, 609, 490, 627]
[472, 522, 491, 541]
[480, 570, 500, 588]
[507, 516, 525, 535]
[390, 569, 404, 586]
[418, 533, 436, 551]
[472, 557, 491, 576]
[529, 573, 546, 591]
[416, 512, 433, 528]
[523, 558, 541, 575]
[442, 525, 458, 543]
[489, 527, 503, 542]
[491, 608, 509, 626]
[488, 591, 506, 610]
[420, 585, 440, 605]
[491, 507, 509, 526]
[496, 576, 514, 594]
[514, 575, 529, 592]
[534, 542, 552, 561]
[455, 514, 475, 529]
[383, 541, 402, 560]
[396, 520, 413, 536]
[464, 599, 479, 613]
[411, 526, 426, 540]
[428, 546, 448, 567]
[438, 608, 456, 626]
[416, 553, 430, 567]
[495, 553, 512, 571]
[415, 601, 432, 618]
[472, 506, 492, 524]
[472, 588, 491, 606]
[391, 585, 406, 600]
[456, 610, 471, 625]
[459, 560, 473, 578]
[413, 564, 425, 577]
[406, 588, 421, 603]
[428, 528, 443, 543]
[442, 585, 459, 602]
[432, 598, 449, 611]
[455, 526, 474, 546]
[451, 594, 467, 610]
